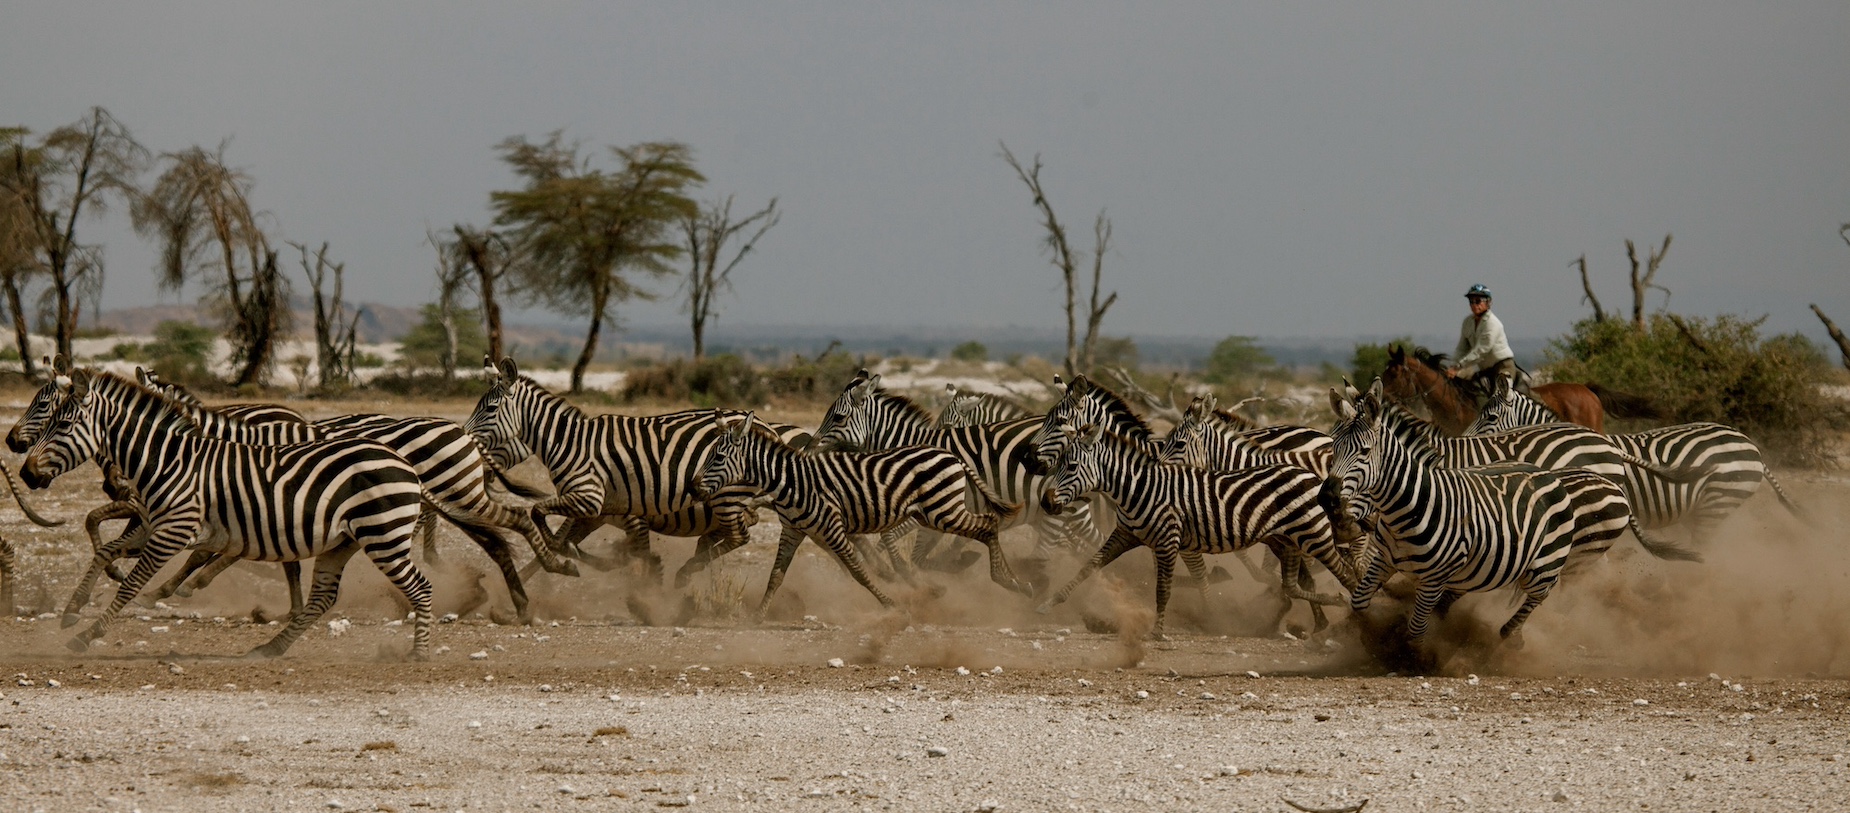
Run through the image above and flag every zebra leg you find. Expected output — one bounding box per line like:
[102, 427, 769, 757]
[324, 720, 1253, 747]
[1149, 524, 1182, 640]
[755, 525, 808, 619]
[872, 526, 916, 583]
[926, 511, 1031, 596]
[417, 504, 441, 566]
[1297, 558, 1330, 633]
[72, 516, 197, 653]
[1433, 589, 1463, 619]
[674, 507, 756, 587]
[149, 549, 222, 604]
[1350, 549, 1394, 616]
[813, 522, 896, 610]
[283, 561, 305, 620]
[67, 514, 149, 627]
[458, 526, 532, 625]
[518, 516, 619, 581]
[172, 552, 238, 598]
[1037, 527, 1141, 612]
[0, 535, 12, 617]
[1501, 572, 1563, 645]
[1405, 581, 1449, 649]
[618, 517, 662, 580]
[248, 543, 361, 659]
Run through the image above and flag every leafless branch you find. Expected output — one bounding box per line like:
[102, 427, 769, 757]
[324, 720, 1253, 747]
[1000, 141, 1081, 377]
[1627, 234, 1672, 330]
[1105, 366, 1183, 425]
[1666, 312, 1709, 355]
[1080, 213, 1117, 374]
[1811, 304, 1850, 372]
[1572, 254, 1606, 321]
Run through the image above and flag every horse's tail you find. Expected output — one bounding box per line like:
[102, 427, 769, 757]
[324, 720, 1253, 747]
[1586, 383, 1663, 420]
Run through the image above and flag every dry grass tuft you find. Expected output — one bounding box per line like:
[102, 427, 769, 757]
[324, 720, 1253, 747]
[593, 725, 630, 738]
[362, 740, 398, 751]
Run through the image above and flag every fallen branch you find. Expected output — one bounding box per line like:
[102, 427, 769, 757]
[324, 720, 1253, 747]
[1105, 366, 1183, 424]
[1281, 797, 1369, 813]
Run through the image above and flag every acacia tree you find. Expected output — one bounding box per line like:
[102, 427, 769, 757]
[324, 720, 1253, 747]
[491, 133, 703, 393]
[0, 108, 148, 366]
[425, 229, 474, 378]
[132, 142, 291, 386]
[449, 224, 519, 362]
[681, 195, 779, 360]
[999, 142, 1116, 378]
[0, 128, 38, 375]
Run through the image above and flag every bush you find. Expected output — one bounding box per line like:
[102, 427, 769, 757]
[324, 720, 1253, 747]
[1203, 336, 1272, 384]
[142, 320, 218, 385]
[950, 341, 988, 362]
[1348, 336, 1416, 388]
[1546, 315, 1846, 466]
[622, 355, 767, 408]
[397, 304, 487, 371]
[368, 371, 492, 398]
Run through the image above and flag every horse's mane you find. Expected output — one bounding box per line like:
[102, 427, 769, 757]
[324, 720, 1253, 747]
[1406, 346, 1451, 373]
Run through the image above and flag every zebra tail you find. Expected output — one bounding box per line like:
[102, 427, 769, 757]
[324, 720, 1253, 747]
[1586, 384, 1664, 420]
[964, 474, 1024, 526]
[0, 458, 65, 527]
[1616, 450, 1708, 485]
[1762, 469, 1810, 524]
[489, 466, 553, 500]
[1630, 515, 1703, 563]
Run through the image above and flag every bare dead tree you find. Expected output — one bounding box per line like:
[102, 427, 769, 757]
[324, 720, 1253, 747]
[1814, 222, 1850, 371]
[999, 142, 1117, 378]
[1572, 254, 1608, 322]
[681, 195, 780, 360]
[1626, 234, 1672, 331]
[228, 249, 292, 387]
[1104, 366, 1185, 426]
[428, 229, 474, 379]
[452, 224, 516, 362]
[291, 241, 361, 389]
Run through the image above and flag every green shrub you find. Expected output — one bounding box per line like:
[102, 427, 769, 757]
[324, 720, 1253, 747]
[622, 355, 767, 408]
[142, 320, 218, 385]
[1348, 336, 1415, 388]
[1202, 336, 1272, 384]
[950, 341, 988, 362]
[368, 371, 491, 398]
[397, 304, 487, 371]
[1546, 315, 1846, 466]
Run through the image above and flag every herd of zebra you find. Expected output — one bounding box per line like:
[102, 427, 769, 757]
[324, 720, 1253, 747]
[0, 353, 1805, 663]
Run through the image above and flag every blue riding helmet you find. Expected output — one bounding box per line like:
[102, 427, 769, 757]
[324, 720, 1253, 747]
[1464, 283, 1492, 300]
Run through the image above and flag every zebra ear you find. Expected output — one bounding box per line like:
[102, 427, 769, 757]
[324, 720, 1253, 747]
[69, 369, 92, 398]
[498, 357, 519, 380]
[1052, 374, 1065, 390]
[53, 353, 71, 375]
[1202, 393, 1218, 414]
[135, 367, 151, 386]
[1329, 387, 1357, 420]
[1079, 422, 1104, 444]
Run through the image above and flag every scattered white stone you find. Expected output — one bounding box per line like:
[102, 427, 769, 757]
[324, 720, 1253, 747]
[1199, 692, 1216, 700]
[989, 666, 1003, 675]
[556, 784, 575, 795]
[954, 666, 970, 676]
[44, 679, 60, 689]
[326, 619, 351, 637]
[827, 658, 845, 669]
[672, 627, 687, 637]
[492, 644, 506, 652]
[607, 694, 622, 702]
[926, 746, 949, 757]
[1466, 674, 1480, 686]
[1134, 690, 1149, 700]
[1031, 641, 1043, 651]
[149, 626, 170, 634]
[469, 651, 488, 661]
[1240, 692, 1258, 700]
[1218, 765, 1240, 777]
[1633, 698, 1651, 707]
[1245, 670, 1260, 679]
[538, 684, 554, 693]
[1552, 790, 1569, 803]
[166, 664, 185, 676]
[1077, 679, 1091, 687]
[1510, 692, 1524, 701]
[326, 801, 344, 810]
[439, 613, 459, 624]
[235, 735, 250, 743]
[434, 646, 450, 655]
[466, 720, 482, 729]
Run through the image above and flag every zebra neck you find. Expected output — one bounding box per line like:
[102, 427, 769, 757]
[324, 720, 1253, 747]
[737, 432, 808, 498]
[519, 388, 590, 470]
[1083, 439, 1162, 508]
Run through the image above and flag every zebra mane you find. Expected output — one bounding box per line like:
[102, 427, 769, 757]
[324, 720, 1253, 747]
[1372, 400, 1445, 465]
[1075, 379, 1157, 443]
[867, 387, 936, 429]
[511, 374, 587, 418]
[1207, 408, 1260, 431]
[85, 371, 201, 435]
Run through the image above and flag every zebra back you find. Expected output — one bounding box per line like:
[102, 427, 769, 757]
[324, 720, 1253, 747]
[1164, 395, 1332, 477]
[936, 384, 1035, 428]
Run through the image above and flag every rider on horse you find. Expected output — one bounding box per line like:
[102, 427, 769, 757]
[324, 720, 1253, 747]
[1445, 283, 1516, 398]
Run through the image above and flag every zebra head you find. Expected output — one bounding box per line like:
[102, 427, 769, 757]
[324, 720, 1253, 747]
[5, 354, 75, 453]
[934, 385, 982, 429]
[694, 412, 754, 500]
[1323, 379, 1385, 532]
[1466, 376, 1551, 435]
[1028, 375, 1089, 475]
[466, 356, 536, 471]
[135, 367, 208, 412]
[21, 372, 102, 490]
[813, 370, 875, 451]
[1040, 422, 1104, 515]
[1157, 395, 1217, 467]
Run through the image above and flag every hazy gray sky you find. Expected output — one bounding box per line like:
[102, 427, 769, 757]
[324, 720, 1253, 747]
[5, 3, 1847, 342]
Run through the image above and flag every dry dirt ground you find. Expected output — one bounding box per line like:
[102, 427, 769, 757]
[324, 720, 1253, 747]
[1, 394, 1848, 812]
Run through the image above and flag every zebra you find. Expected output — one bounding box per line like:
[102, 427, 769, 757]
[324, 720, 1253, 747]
[138, 368, 309, 424]
[52, 370, 570, 626]
[1467, 377, 1804, 545]
[0, 535, 12, 614]
[812, 372, 1103, 574]
[1325, 380, 1646, 649]
[1162, 394, 1332, 477]
[20, 372, 435, 659]
[693, 412, 1028, 614]
[1036, 422, 1358, 639]
[466, 356, 790, 589]
[935, 384, 1034, 428]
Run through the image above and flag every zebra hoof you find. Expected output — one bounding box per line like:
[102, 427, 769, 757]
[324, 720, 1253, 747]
[173, 585, 195, 599]
[1033, 603, 1053, 615]
[65, 636, 91, 653]
[244, 643, 287, 660]
[407, 648, 430, 662]
[489, 608, 521, 627]
[61, 613, 82, 629]
[544, 558, 581, 578]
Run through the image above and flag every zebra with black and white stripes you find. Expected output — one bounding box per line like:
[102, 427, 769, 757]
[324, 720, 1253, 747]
[52, 370, 570, 625]
[1467, 378, 1803, 544]
[1027, 374, 1329, 475]
[138, 368, 309, 424]
[693, 412, 1028, 613]
[1162, 394, 1332, 477]
[813, 372, 1103, 566]
[935, 384, 1034, 429]
[1325, 381, 1642, 648]
[20, 372, 434, 659]
[1037, 422, 1357, 638]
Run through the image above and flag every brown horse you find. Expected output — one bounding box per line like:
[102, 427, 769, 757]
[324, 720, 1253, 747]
[1378, 345, 1607, 435]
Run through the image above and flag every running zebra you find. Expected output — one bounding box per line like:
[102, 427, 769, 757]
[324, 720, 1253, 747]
[694, 412, 1028, 614]
[52, 370, 568, 625]
[1027, 374, 1328, 475]
[935, 384, 1034, 428]
[138, 368, 309, 424]
[1162, 394, 1332, 477]
[1468, 378, 1803, 544]
[813, 372, 1102, 566]
[467, 357, 784, 587]
[20, 372, 434, 659]
[1037, 422, 1357, 639]
[1325, 381, 1644, 648]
